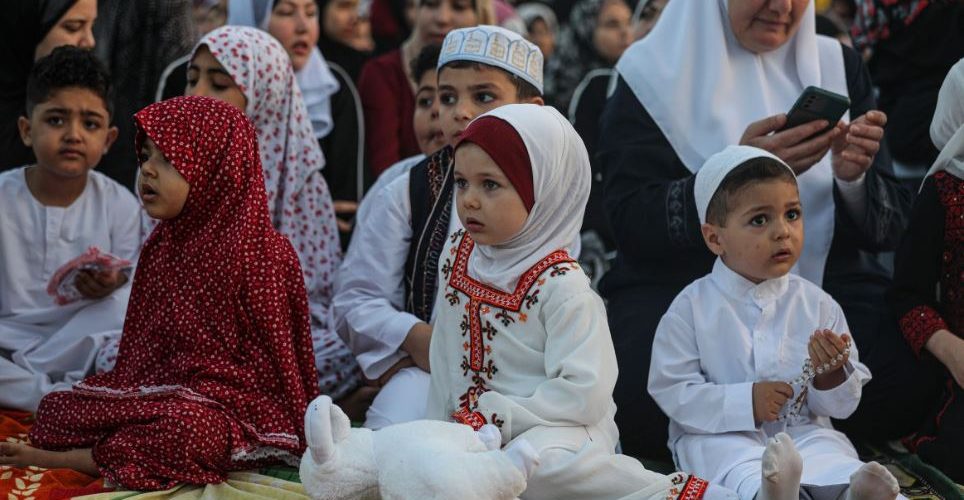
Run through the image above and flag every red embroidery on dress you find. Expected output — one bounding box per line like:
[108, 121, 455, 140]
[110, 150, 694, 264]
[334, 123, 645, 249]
[676, 476, 709, 500]
[899, 306, 949, 357]
[452, 407, 487, 430]
[447, 233, 574, 414]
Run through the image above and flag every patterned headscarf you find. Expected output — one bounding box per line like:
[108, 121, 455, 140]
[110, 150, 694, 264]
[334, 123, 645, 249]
[193, 26, 341, 330]
[74, 96, 320, 460]
[544, 0, 627, 111]
[851, 0, 931, 51]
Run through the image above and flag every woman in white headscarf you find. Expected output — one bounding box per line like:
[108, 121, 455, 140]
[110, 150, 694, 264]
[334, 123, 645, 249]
[887, 58, 964, 483]
[597, 0, 924, 460]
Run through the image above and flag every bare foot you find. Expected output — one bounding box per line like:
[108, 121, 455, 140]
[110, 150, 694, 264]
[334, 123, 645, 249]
[0, 443, 99, 477]
[335, 386, 380, 422]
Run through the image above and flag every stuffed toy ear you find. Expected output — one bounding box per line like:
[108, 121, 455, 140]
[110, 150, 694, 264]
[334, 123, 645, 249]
[305, 395, 351, 464]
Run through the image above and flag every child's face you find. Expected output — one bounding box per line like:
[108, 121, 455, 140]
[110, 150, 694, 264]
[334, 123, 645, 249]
[268, 0, 321, 72]
[186, 45, 248, 112]
[438, 65, 543, 146]
[138, 138, 190, 220]
[17, 87, 117, 180]
[701, 179, 803, 284]
[454, 143, 528, 245]
[33, 0, 97, 60]
[413, 69, 446, 155]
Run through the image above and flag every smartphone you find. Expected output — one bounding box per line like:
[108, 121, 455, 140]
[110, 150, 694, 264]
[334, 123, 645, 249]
[778, 86, 850, 136]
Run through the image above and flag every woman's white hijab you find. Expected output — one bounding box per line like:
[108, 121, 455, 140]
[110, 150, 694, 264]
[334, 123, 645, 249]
[614, 0, 848, 285]
[460, 104, 591, 292]
[925, 58, 964, 184]
[228, 0, 340, 139]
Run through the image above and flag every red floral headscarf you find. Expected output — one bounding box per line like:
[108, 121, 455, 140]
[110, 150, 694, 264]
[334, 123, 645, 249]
[75, 96, 320, 459]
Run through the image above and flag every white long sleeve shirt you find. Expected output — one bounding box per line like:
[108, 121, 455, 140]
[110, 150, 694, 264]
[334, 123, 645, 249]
[649, 258, 870, 451]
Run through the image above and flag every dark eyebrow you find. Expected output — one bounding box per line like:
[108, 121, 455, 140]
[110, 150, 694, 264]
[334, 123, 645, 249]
[416, 85, 436, 95]
[80, 110, 106, 120]
[467, 83, 497, 91]
[187, 64, 233, 78]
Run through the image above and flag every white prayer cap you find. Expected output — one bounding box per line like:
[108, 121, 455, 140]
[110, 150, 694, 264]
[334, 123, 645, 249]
[438, 25, 544, 94]
[695, 145, 795, 225]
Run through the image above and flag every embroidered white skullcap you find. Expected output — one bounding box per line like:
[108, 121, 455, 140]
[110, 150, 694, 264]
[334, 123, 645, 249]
[438, 25, 544, 94]
[695, 145, 795, 224]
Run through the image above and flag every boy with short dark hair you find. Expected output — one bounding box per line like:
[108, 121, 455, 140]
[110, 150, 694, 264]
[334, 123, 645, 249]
[333, 26, 549, 430]
[649, 145, 899, 500]
[0, 45, 140, 412]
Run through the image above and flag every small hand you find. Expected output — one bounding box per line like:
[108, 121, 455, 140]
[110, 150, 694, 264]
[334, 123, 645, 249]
[739, 114, 842, 175]
[925, 330, 964, 389]
[75, 269, 127, 300]
[402, 322, 432, 372]
[831, 111, 887, 181]
[334, 200, 359, 233]
[809, 329, 851, 390]
[752, 381, 794, 425]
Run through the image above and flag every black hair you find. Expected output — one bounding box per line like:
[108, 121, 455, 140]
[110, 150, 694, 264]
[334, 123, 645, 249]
[25, 46, 113, 117]
[410, 44, 442, 85]
[440, 60, 543, 100]
[705, 157, 797, 226]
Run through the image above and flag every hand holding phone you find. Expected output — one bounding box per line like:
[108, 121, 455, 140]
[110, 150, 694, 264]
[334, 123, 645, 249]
[777, 86, 850, 137]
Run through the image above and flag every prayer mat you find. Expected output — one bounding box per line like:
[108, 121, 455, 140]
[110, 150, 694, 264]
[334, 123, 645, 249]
[72, 472, 308, 499]
[0, 409, 112, 500]
[854, 441, 964, 500]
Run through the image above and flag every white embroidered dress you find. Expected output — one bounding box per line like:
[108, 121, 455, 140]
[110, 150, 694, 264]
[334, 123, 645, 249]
[649, 259, 873, 500]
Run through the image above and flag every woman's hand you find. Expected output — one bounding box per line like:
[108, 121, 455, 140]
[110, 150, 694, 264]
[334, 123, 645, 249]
[809, 329, 851, 390]
[334, 200, 359, 233]
[75, 269, 127, 300]
[740, 113, 842, 175]
[831, 111, 887, 182]
[925, 330, 964, 389]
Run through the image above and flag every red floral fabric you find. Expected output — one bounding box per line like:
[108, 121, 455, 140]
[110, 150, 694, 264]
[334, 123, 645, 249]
[29, 96, 320, 490]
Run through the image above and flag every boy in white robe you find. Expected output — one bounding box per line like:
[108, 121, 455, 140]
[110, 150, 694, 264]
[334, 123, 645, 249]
[427, 104, 733, 500]
[333, 26, 548, 430]
[648, 145, 900, 500]
[0, 46, 140, 412]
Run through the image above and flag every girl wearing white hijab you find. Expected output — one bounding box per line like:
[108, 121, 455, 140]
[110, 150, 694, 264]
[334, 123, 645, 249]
[597, 0, 922, 459]
[888, 58, 964, 483]
[426, 104, 735, 500]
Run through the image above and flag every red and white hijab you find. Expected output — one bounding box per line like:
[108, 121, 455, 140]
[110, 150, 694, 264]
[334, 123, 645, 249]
[193, 26, 341, 327]
[79, 96, 320, 453]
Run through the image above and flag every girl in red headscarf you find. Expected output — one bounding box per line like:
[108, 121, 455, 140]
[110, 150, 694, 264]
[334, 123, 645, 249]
[0, 96, 320, 490]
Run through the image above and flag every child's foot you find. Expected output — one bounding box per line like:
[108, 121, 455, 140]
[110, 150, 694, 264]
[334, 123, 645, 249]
[846, 462, 899, 500]
[503, 439, 539, 480]
[0, 442, 47, 468]
[476, 424, 502, 451]
[0, 443, 98, 476]
[758, 432, 802, 500]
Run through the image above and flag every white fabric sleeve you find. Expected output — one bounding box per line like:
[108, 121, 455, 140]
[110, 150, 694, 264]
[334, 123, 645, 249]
[834, 173, 867, 223]
[332, 174, 422, 379]
[806, 305, 871, 419]
[474, 290, 618, 444]
[648, 311, 758, 434]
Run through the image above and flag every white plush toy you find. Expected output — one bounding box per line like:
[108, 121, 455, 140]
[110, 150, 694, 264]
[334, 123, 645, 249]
[299, 396, 540, 500]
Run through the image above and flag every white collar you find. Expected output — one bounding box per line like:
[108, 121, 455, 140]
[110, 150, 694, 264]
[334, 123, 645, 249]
[710, 258, 789, 306]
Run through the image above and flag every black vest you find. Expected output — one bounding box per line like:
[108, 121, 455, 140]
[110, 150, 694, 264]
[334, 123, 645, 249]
[404, 146, 455, 322]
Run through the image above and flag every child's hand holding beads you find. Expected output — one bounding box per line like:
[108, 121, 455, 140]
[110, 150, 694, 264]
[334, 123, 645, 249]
[75, 269, 127, 300]
[752, 381, 794, 426]
[809, 329, 851, 390]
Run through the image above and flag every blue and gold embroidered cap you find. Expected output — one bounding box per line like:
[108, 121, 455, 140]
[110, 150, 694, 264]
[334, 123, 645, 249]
[438, 25, 544, 95]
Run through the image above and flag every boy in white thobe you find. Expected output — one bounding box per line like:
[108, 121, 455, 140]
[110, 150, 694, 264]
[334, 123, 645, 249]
[0, 47, 140, 412]
[648, 146, 900, 500]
